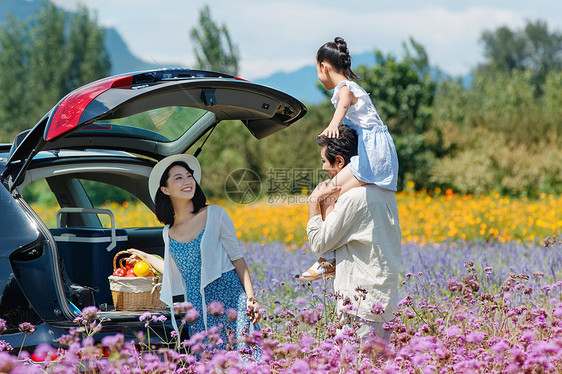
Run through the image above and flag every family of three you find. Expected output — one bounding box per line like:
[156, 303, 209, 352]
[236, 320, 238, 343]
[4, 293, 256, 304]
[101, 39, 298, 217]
[129, 37, 402, 355]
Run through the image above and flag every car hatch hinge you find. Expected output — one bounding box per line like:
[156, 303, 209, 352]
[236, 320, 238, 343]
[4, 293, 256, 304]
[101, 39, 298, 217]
[8, 148, 38, 194]
[193, 124, 217, 158]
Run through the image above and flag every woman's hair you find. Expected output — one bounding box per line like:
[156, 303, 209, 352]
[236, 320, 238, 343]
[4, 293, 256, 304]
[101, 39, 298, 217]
[154, 161, 207, 226]
[317, 124, 358, 166]
[316, 37, 360, 80]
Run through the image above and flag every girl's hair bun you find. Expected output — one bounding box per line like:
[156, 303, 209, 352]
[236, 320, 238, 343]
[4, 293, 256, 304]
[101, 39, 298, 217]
[316, 37, 359, 80]
[334, 37, 347, 51]
[334, 37, 351, 69]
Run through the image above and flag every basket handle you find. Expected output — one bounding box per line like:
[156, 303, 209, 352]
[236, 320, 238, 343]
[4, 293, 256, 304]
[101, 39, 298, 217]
[112, 250, 157, 275]
[113, 250, 133, 271]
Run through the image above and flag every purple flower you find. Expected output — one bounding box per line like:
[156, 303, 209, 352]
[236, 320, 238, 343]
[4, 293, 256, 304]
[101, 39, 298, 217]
[207, 300, 224, 316]
[173, 301, 193, 314]
[491, 339, 510, 353]
[454, 313, 467, 321]
[410, 336, 438, 352]
[101, 333, 124, 350]
[296, 297, 307, 306]
[32, 343, 56, 361]
[447, 279, 460, 292]
[18, 322, 35, 335]
[404, 308, 415, 319]
[0, 341, 13, 352]
[0, 351, 19, 372]
[520, 330, 534, 342]
[370, 302, 385, 315]
[81, 306, 99, 321]
[445, 325, 461, 338]
[291, 359, 310, 372]
[82, 337, 94, 347]
[226, 308, 238, 322]
[298, 309, 319, 325]
[465, 331, 486, 343]
[0, 319, 6, 334]
[397, 295, 413, 307]
[183, 308, 200, 323]
[139, 311, 152, 322]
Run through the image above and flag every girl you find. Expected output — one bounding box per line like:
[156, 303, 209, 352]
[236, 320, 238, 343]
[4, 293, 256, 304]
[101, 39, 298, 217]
[299, 37, 399, 281]
[128, 154, 260, 356]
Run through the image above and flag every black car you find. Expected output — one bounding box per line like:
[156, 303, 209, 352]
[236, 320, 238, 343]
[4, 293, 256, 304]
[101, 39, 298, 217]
[0, 69, 306, 349]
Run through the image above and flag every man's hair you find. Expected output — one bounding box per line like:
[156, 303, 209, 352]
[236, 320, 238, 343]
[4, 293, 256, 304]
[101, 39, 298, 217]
[316, 124, 358, 166]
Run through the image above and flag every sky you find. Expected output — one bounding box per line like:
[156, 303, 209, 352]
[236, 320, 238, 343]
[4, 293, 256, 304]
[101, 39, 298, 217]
[50, 0, 562, 80]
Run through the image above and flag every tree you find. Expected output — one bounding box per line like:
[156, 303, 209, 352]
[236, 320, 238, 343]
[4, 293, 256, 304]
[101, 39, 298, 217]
[189, 5, 239, 75]
[0, 3, 110, 140]
[430, 21, 562, 196]
[479, 20, 562, 95]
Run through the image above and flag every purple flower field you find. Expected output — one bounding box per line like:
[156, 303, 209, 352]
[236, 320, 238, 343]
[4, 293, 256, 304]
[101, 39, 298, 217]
[1, 238, 561, 373]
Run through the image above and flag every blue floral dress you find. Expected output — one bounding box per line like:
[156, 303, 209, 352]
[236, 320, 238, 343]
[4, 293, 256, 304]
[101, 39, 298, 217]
[169, 227, 260, 357]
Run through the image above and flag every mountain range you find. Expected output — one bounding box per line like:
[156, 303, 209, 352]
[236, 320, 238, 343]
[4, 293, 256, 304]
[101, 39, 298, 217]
[0, 0, 470, 104]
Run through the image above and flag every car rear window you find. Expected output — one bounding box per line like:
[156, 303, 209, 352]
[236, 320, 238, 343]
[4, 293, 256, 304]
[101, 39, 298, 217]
[92, 106, 208, 142]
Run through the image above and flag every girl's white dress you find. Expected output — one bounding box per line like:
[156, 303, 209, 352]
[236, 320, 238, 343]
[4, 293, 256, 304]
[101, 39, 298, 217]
[332, 80, 398, 191]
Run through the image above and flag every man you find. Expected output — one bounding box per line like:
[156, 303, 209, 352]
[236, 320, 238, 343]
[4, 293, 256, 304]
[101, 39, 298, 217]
[306, 125, 402, 341]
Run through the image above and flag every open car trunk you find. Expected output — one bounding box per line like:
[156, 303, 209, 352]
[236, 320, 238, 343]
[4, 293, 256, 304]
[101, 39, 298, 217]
[3, 68, 307, 191]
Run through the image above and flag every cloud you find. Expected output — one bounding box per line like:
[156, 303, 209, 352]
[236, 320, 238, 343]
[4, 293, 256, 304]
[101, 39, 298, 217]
[50, 0, 559, 79]
[228, 4, 526, 77]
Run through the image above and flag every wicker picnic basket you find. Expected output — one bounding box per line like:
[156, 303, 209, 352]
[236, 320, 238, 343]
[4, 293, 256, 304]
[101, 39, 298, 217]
[108, 250, 166, 311]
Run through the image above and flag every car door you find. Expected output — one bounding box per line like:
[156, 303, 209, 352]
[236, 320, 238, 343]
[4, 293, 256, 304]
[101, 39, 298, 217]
[0, 185, 64, 326]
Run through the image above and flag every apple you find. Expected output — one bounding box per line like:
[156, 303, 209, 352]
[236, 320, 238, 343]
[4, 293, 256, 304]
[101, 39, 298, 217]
[125, 268, 136, 277]
[113, 268, 125, 277]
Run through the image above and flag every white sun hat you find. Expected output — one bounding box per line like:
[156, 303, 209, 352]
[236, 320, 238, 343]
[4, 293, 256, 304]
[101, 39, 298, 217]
[148, 154, 201, 202]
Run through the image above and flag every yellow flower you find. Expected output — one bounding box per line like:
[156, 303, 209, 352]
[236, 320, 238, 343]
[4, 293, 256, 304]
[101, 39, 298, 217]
[30, 192, 561, 248]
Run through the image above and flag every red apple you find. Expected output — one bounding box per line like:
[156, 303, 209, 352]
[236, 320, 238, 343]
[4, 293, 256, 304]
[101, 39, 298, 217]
[113, 268, 125, 277]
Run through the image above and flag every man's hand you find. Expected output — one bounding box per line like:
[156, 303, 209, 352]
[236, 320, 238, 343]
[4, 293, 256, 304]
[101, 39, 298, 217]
[308, 179, 340, 219]
[309, 179, 341, 204]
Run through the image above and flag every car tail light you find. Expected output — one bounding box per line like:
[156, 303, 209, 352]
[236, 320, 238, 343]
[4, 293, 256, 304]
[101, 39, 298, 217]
[45, 75, 133, 141]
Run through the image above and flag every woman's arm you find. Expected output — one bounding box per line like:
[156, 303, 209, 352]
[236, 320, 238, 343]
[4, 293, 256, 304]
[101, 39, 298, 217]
[127, 248, 164, 275]
[232, 257, 260, 324]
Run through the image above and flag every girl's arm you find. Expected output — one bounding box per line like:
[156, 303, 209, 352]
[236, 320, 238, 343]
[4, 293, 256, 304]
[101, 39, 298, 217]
[232, 257, 261, 323]
[319, 85, 356, 138]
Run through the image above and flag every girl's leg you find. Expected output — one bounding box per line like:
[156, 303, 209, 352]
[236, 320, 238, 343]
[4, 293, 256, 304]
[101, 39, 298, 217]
[299, 167, 363, 281]
[323, 250, 335, 261]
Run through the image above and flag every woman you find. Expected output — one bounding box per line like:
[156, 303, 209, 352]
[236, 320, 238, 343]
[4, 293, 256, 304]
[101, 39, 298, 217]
[128, 154, 260, 352]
